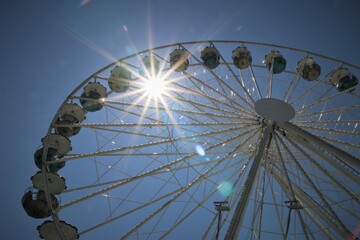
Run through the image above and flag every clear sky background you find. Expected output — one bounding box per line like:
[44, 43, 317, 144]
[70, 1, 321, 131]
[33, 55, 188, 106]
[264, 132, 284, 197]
[1, 0, 360, 239]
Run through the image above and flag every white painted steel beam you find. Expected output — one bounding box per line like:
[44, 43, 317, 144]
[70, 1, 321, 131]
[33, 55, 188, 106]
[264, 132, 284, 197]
[277, 122, 360, 170]
[225, 125, 273, 240]
[267, 164, 354, 239]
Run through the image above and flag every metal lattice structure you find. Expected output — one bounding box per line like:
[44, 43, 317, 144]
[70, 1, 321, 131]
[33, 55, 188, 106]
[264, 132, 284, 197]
[23, 41, 359, 240]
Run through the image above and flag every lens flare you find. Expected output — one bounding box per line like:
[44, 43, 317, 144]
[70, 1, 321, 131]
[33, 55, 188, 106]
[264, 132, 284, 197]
[195, 145, 205, 156]
[123, 25, 128, 32]
[218, 181, 233, 197]
[80, 0, 91, 7]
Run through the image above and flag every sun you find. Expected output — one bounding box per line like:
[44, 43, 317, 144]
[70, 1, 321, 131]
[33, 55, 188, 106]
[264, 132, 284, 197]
[143, 76, 167, 98]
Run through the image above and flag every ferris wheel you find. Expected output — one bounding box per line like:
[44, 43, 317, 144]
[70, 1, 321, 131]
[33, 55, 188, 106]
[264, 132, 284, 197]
[22, 40, 359, 240]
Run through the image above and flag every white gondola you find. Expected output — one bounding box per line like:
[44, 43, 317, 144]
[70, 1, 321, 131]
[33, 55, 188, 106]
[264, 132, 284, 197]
[21, 189, 59, 219]
[37, 221, 79, 240]
[297, 57, 321, 81]
[31, 171, 67, 195]
[34, 147, 65, 173]
[170, 49, 189, 72]
[33, 134, 71, 172]
[232, 46, 252, 69]
[140, 55, 160, 77]
[55, 103, 86, 137]
[42, 133, 72, 156]
[109, 65, 132, 93]
[80, 82, 107, 112]
[201, 46, 220, 69]
[263, 50, 286, 74]
[330, 68, 358, 92]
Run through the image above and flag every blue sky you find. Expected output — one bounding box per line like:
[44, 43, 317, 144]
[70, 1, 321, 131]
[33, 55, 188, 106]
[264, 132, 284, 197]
[1, 0, 359, 239]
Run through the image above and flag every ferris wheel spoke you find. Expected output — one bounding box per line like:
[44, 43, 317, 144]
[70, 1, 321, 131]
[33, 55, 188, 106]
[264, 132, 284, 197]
[293, 119, 360, 125]
[90, 129, 178, 183]
[76, 121, 255, 148]
[58, 127, 259, 212]
[267, 156, 346, 238]
[275, 133, 353, 236]
[321, 193, 360, 220]
[283, 130, 359, 183]
[170, 93, 248, 118]
[180, 45, 230, 99]
[295, 125, 359, 136]
[273, 134, 296, 198]
[169, 127, 260, 186]
[267, 166, 341, 239]
[94, 126, 171, 140]
[100, 102, 167, 142]
[102, 102, 168, 124]
[105, 151, 204, 229]
[247, 65, 263, 99]
[149, 131, 258, 239]
[237, 72, 251, 104]
[294, 105, 360, 120]
[283, 70, 302, 102]
[185, 47, 255, 111]
[201, 155, 253, 240]
[63, 168, 176, 194]
[302, 209, 336, 240]
[296, 85, 358, 116]
[169, 73, 255, 117]
[181, 44, 229, 98]
[297, 188, 356, 239]
[265, 62, 275, 98]
[64, 157, 240, 201]
[283, 136, 360, 204]
[103, 99, 250, 121]
[261, 162, 287, 237]
[201, 214, 218, 240]
[158, 186, 217, 239]
[159, 169, 237, 240]
[120, 128, 259, 239]
[133, 126, 258, 238]
[279, 122, 360, 170]
[64, 121, 254, 129]
[182, 71, 255, 115]
[289, 78, 329, 107]
[213, 42, 255, 104]
[163, 87, 259, 142]
[79, 188, 180, 236]
[104, 176, 149, 222]
[55, 124, 258, 163]
[288, 61, 343, 106]
[273, 134, 310, 239]
[172, 71, 243, 114]
[170, 81, 256, 117]
[312, 133, 360, 150]
[209, 69, 255, 111]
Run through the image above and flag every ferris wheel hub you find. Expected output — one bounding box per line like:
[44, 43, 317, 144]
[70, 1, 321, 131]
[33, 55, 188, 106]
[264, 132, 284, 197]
[254, 98, 295, 122]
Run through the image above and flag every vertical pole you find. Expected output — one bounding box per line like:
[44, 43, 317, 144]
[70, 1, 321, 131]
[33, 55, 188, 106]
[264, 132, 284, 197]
[214, 201, 230, 240]
[216, 211, 221, 240]
[284, 208, 292, 240]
